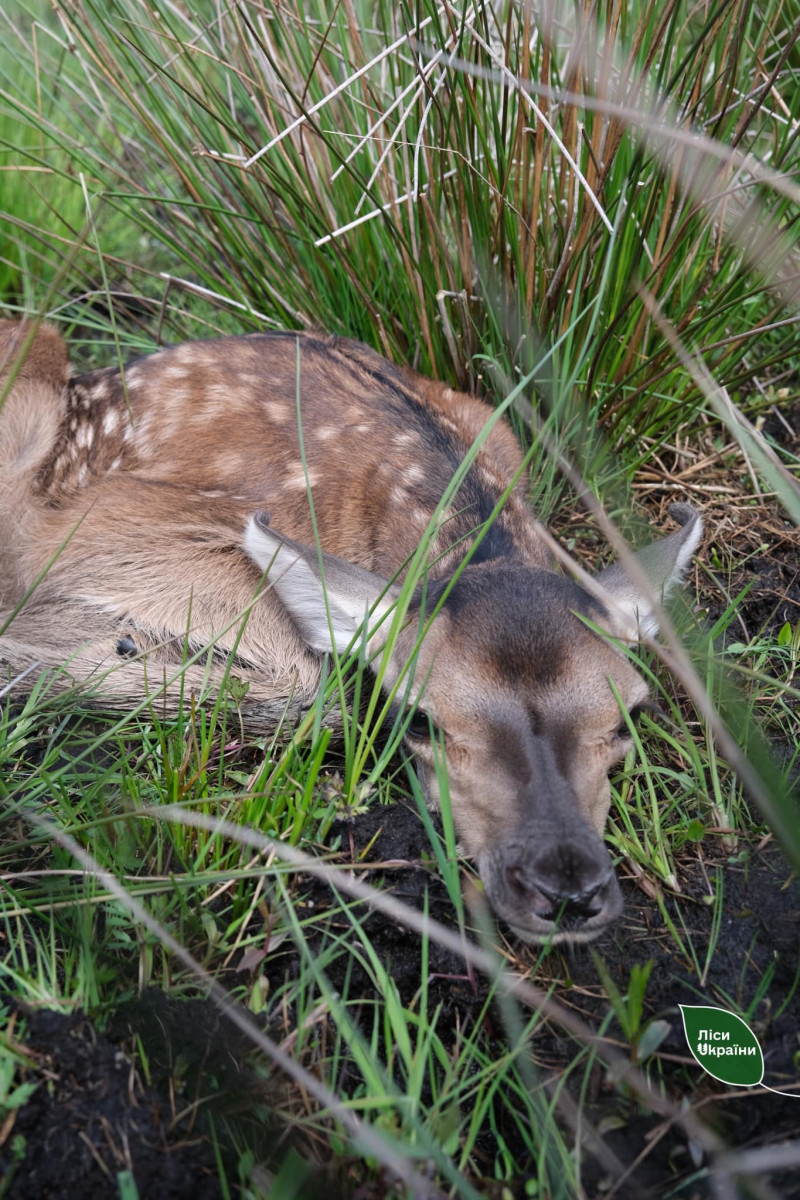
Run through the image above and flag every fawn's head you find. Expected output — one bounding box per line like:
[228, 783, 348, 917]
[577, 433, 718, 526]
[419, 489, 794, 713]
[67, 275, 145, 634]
[245, 504, 702, 944]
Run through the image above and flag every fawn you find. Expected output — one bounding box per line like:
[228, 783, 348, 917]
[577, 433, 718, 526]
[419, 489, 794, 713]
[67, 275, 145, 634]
[0, 320, 702, 942]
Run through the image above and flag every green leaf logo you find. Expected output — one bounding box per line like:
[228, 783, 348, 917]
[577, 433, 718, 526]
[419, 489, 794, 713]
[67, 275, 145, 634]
[679, 1005, 764, 1087]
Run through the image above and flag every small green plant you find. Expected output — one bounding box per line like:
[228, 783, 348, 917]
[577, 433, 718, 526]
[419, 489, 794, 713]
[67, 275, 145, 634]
[591, 957, 672, 1065]
[0, 1012, 37, 1198]
[0, 1031, 37, 1121]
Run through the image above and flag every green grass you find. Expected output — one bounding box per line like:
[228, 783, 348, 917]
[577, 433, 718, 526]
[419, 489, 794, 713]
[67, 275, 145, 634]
[0, 2, 149, 309]
[1, 0, 799, 1195]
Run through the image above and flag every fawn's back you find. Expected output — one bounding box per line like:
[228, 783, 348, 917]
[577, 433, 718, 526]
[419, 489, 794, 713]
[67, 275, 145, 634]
[38, 332, 545, 572]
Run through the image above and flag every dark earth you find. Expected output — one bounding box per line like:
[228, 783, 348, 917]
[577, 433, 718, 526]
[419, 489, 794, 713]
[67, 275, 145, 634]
[2, 417, 800, 1198]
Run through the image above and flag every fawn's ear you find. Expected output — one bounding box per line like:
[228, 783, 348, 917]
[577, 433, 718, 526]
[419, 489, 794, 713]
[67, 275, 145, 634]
[244, 511, 398, 654]
[594, 503, 703, 641]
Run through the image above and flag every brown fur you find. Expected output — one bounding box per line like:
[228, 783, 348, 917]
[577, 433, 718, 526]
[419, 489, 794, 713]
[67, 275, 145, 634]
[0, 322, 703, 941]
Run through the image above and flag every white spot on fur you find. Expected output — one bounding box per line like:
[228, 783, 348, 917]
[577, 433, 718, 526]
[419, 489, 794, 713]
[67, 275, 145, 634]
[102, 408, 119, 436]
[164, 387, 188, 408]
[316, 425, 337, 441]
[78, 464, 89, 485]
[264, 402, 288, 424]
[285, 465, 318, 489]
[479, 466, 504, 489]
[132, 411, 151, 450]
[195, 398, 232, 422]
[88, 379, 111, 400]
[206, 383, 235, 408]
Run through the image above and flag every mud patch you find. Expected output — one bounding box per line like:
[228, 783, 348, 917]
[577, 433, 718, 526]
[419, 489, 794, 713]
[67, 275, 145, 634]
[0, 1004, 225, 1199]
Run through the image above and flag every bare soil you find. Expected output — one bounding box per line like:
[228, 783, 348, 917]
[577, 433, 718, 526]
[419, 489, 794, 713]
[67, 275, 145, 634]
[0, 1006, 225, 1199]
